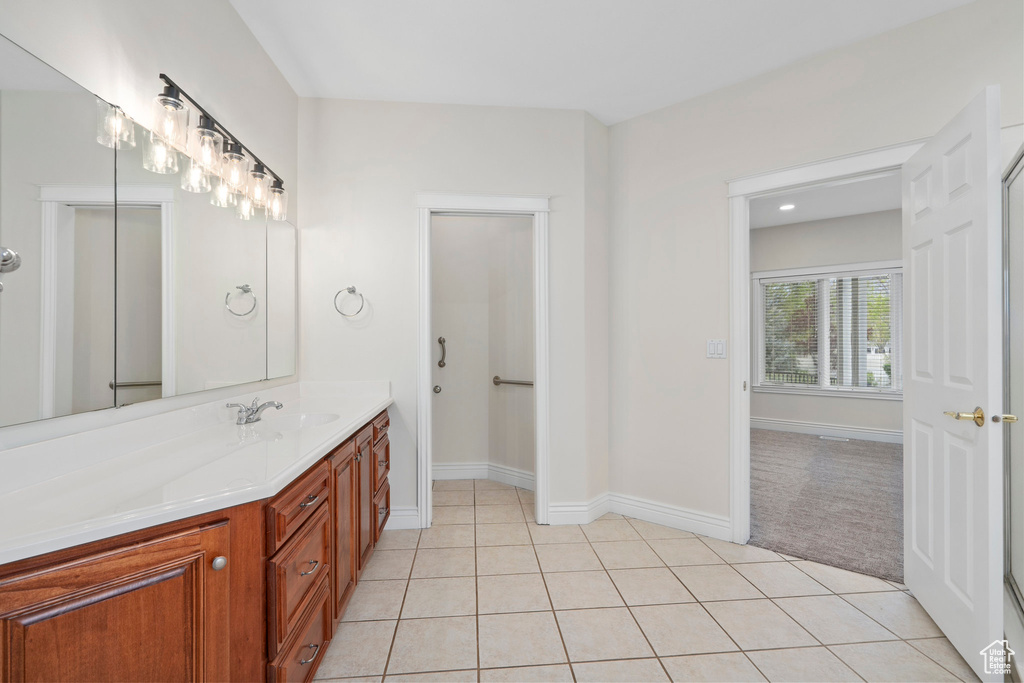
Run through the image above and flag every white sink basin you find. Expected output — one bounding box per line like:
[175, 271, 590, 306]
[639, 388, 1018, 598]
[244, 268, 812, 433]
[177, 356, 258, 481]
[261, 412, 340, 432]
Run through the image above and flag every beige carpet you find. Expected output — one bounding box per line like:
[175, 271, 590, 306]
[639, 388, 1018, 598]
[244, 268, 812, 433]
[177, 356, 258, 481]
[749, 429, 904, 582]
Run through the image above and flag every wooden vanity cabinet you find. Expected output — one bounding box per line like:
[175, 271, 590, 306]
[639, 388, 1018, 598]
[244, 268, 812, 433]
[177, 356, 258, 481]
[0, 502, 265, 682]
[355, 425, 375, 573]
[329, 439, 357, 624]
[0, 408, 391, 682]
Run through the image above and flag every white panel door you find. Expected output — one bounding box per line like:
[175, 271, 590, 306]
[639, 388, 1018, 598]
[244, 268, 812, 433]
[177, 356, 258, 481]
[903, 86, 1002, 681]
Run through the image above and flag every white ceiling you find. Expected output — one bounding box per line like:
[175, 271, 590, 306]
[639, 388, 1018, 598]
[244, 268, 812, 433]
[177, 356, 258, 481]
[230, 0, 973, 125]
[749, 172, 902, 229]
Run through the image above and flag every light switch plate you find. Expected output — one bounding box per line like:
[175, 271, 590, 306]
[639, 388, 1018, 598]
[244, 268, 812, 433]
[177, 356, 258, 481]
[706, 339, 727, 359]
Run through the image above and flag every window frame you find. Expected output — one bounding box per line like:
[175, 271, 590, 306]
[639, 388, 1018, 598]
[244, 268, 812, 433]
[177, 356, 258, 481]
[752, 260, 903, 400]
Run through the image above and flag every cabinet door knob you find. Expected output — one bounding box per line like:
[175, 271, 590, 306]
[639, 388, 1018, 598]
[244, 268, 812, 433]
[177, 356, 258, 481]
[212, 556, 227, 571]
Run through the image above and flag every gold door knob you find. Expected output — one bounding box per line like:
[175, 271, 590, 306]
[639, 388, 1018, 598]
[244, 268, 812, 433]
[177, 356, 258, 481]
[943, 407, 985, 427]
[994, 415, 1019, 424]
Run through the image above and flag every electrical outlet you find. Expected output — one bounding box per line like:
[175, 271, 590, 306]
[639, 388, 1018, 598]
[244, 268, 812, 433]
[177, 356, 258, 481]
[706, 339, 727, 359]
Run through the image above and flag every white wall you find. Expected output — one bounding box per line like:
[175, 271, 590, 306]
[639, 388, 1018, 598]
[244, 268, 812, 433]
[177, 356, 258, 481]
[609, 0, 1024, 518]
[750, 210, 903, 436]
[299, 99, 610, 511]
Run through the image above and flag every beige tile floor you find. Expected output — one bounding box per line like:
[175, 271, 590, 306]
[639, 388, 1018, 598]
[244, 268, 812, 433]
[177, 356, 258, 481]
[315, 480, 978, 683]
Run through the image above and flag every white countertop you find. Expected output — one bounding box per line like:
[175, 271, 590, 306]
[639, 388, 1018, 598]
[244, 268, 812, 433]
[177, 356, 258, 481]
[0, 382, 392, 565]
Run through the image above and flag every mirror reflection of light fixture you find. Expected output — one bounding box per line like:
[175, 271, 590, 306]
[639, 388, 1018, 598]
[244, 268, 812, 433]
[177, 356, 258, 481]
[188, 115, 223, 171]
[248, 163, 271, 208]
[181, 157, 211, 193]
[211, 175, 238, 207]
[236, 193, 255, 220]
[151, 85, 188, 150]
[268, 180, 288, 222]
[96, 101, 135, 149]
[221, 141, 250, 193]
[143, 129, 179, 174]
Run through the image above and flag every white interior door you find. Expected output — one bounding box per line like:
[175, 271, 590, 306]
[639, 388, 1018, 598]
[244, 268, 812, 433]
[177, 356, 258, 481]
[903, 85, 1003, 681]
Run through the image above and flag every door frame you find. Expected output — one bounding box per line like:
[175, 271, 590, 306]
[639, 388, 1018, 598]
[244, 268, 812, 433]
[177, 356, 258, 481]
[726, 141, 924, 543]
[416, 192, 551, 529]
[38, 185, 175, 419]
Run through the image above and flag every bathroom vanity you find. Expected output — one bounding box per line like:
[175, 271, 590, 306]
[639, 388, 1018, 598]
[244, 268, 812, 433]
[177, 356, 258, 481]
[0, 386, 392, 681]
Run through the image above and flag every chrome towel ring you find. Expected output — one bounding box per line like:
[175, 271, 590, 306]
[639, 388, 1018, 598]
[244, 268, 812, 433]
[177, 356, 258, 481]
[225, 284, 257, 316]
[334, 286, 365, 317]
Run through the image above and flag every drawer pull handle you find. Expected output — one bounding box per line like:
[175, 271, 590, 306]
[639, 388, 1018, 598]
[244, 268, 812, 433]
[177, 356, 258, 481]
[299, 642, 320, 665]
[379, 460, 387, 468]
[299, 494, 318, 510]
[379, 506, 389, 519]
[300, 559, 319, 576]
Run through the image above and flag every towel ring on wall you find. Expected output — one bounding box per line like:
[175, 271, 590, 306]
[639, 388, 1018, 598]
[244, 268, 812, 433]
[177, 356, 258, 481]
[334, 286, 365, 317]
[225, 284, 257, 316]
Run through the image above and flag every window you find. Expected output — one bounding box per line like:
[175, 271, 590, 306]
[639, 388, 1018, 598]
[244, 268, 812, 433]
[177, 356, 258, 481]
[754, 264, 902, 395]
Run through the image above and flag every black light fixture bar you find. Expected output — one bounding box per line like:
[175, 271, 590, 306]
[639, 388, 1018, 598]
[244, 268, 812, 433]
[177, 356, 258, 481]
[158, 73, 283, 185]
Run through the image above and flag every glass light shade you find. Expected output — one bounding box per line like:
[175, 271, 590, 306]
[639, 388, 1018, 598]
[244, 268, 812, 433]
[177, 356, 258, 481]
[268, 183, 288, 222]
[181, 157, 211, 193]
[187, 115, 223, 171]
[236, 193, 255, 220]
[248, 164, 271, 208]
[211, 176, 238, 208]
[151, 87, 189, 150]
[96, 101, 135, 149]
[142, 130, 179, 174]
[221, 143, 250, 193]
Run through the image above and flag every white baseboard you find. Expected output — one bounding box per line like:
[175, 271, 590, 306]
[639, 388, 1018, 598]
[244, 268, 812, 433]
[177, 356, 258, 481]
[384, 506, 420, 530]
[751, 417, 903, 444]
[432, 462, 489, 480]
[548, 493, 610, 525]
[432, 462, 535, 491]
[546, 492, 731, 542]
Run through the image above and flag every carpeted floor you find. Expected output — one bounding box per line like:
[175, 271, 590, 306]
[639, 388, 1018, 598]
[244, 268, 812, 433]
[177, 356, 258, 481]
[748, 429, 904, 582]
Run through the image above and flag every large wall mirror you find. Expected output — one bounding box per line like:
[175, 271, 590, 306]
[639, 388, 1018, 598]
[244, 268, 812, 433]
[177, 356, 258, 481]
[0, 33, 297, 430]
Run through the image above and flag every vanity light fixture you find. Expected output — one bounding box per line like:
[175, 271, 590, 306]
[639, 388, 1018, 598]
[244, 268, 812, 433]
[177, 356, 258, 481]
[96, 101, 135, 150]
[248, 163, 271, 208]
[117, 74, 289, 220]
[151, 85, 188, 150]
[268, 180, 288, 222]
[221, 141, 250, 193]
[188, 115, 223, 171]
[779, 204, 796, 211]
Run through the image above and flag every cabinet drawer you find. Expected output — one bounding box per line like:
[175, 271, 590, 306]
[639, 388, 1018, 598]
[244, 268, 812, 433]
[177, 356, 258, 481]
[372, 433, 390, 495]
[268, 504, 331, 657]
[268, 578, 332, 683]
[267, 461, 330, 554]
[373, 478, 391, 544]
[373, 410, 389, 443]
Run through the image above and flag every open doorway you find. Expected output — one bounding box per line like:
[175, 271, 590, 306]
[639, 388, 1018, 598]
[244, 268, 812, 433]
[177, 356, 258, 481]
[416, 193, 551, 529]
[430, 213, 536, 515]
[746, 174, 905, 581]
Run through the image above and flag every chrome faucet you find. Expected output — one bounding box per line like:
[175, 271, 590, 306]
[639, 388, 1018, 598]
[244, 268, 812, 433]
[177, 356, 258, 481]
[226, 397, 283, 425]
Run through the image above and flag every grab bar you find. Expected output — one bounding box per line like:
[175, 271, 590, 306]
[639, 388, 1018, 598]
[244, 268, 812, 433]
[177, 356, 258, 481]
[109, 380, 162, 390]
[493, 376, 533, 387]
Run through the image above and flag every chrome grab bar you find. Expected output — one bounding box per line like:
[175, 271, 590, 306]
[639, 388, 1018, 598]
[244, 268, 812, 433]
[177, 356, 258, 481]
[109, 380, 162, 390]
[493, 376, 533, 387]
[438, 337, 447, 367]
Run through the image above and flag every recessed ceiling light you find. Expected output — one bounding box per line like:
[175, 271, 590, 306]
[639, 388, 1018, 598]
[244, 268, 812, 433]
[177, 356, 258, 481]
[779, 204, 795, 211]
